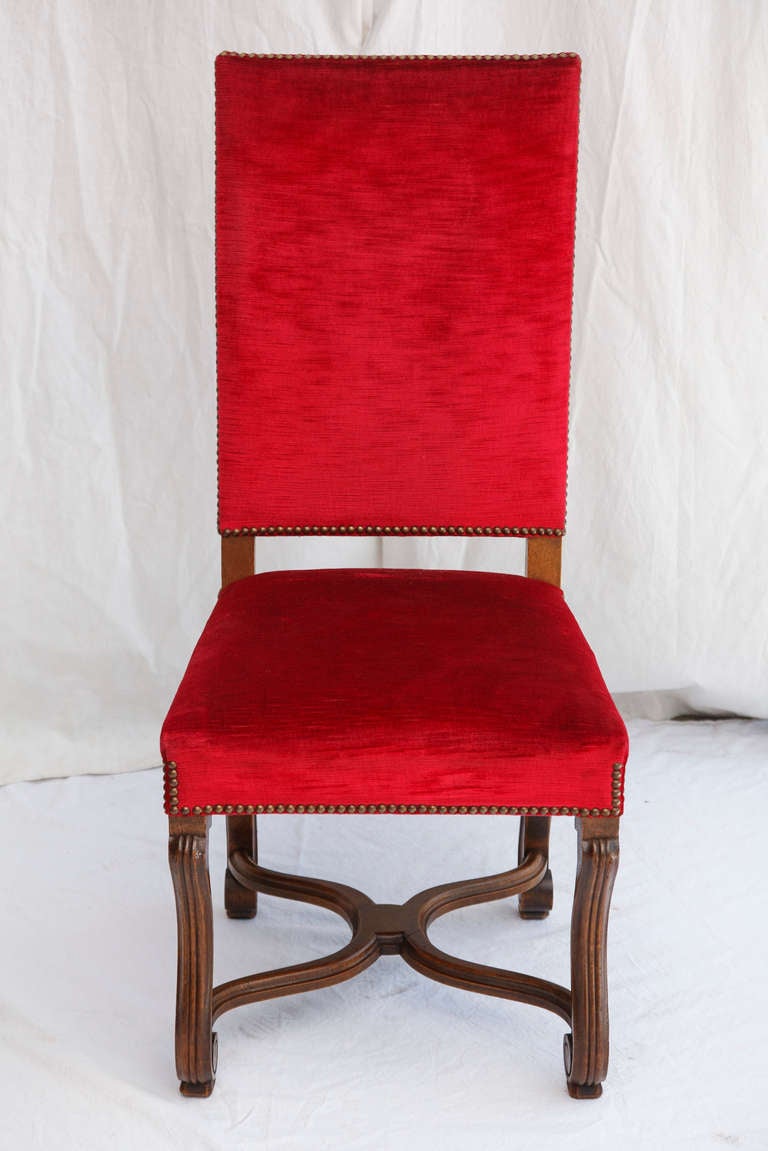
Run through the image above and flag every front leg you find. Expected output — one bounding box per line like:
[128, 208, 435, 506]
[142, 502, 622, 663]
[564, 816, 620, 1099]
[169, 815, 217, 1097]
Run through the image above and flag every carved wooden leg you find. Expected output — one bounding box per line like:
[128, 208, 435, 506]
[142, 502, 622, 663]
[564, 817, 620, 1099]
[517, 816, 553, 919]
[169, 815, 217, 1097]
[225, 815, 258, 919]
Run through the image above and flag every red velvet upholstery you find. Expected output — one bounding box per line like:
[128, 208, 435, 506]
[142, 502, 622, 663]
[162, 569, 626, 816]
[215, 54, 580, 535]
[162, 56, 627, 822]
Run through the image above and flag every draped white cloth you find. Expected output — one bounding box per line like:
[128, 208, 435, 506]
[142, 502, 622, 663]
[2, 0, 766, 785]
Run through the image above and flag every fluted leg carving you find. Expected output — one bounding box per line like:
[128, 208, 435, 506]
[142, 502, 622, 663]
[169, 815, 216, 1097]
[565, 817, 620, 1099]
[517, 816, 553, 919]
[225, 815, 258, 919]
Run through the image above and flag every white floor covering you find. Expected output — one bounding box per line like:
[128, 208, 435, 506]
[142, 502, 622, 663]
[1, 718, 766, 1150]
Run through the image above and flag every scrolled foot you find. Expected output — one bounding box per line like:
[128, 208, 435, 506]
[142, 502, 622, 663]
[180, 1079, 215, 1098]
[563, 1032, 602, 1098]
[567, 1081, 603, 1100]
[179, 1032, 218, 1098]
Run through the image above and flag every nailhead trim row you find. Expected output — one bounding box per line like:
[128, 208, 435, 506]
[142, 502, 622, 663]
[164, 763, 624, 819]
[219, 525, 565, 538]
[219, 52, 579, 62]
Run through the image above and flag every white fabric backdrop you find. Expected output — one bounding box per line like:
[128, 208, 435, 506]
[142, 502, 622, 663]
[2, 0, 767, 785]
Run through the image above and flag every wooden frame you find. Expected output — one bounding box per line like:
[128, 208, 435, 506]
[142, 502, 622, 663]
[169, 807, 619, 1100]
[166, 535, 621, 1099]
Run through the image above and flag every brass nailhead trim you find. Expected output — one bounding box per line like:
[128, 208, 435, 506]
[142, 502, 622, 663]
[164, 762, 180, 816]
[164, 764, 624, 818]
[220, 525, 565, 539]
[218, 52, 580, 62]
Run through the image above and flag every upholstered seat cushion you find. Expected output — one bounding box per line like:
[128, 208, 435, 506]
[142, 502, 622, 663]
[161, 569, 626, 817]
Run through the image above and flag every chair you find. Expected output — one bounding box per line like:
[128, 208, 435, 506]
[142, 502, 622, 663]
[162, 52, 627, 1100]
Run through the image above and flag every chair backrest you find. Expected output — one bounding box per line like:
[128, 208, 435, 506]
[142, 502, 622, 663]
[215, 53, 580, 542]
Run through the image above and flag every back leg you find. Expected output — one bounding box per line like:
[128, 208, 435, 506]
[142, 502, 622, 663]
[225, 814, 258, 919]
[517, 816, 553, 919]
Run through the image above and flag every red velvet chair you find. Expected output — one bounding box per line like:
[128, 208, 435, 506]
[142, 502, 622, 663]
[162, 52, 627, 1100]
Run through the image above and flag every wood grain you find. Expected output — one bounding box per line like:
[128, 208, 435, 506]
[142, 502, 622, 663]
[565, 816, 620, 1098]
[212, 843, 570, 1022]
[225, 815, 258, 918]
[170, 812, 621, 1097]
[221, 535, 254, 588]
[517, 815, 554, 919]
[220, 537, 256, 924]
[168, 815, 216, 1097]
[521, 538, 561, 925]
[525, 536, 562, 586]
